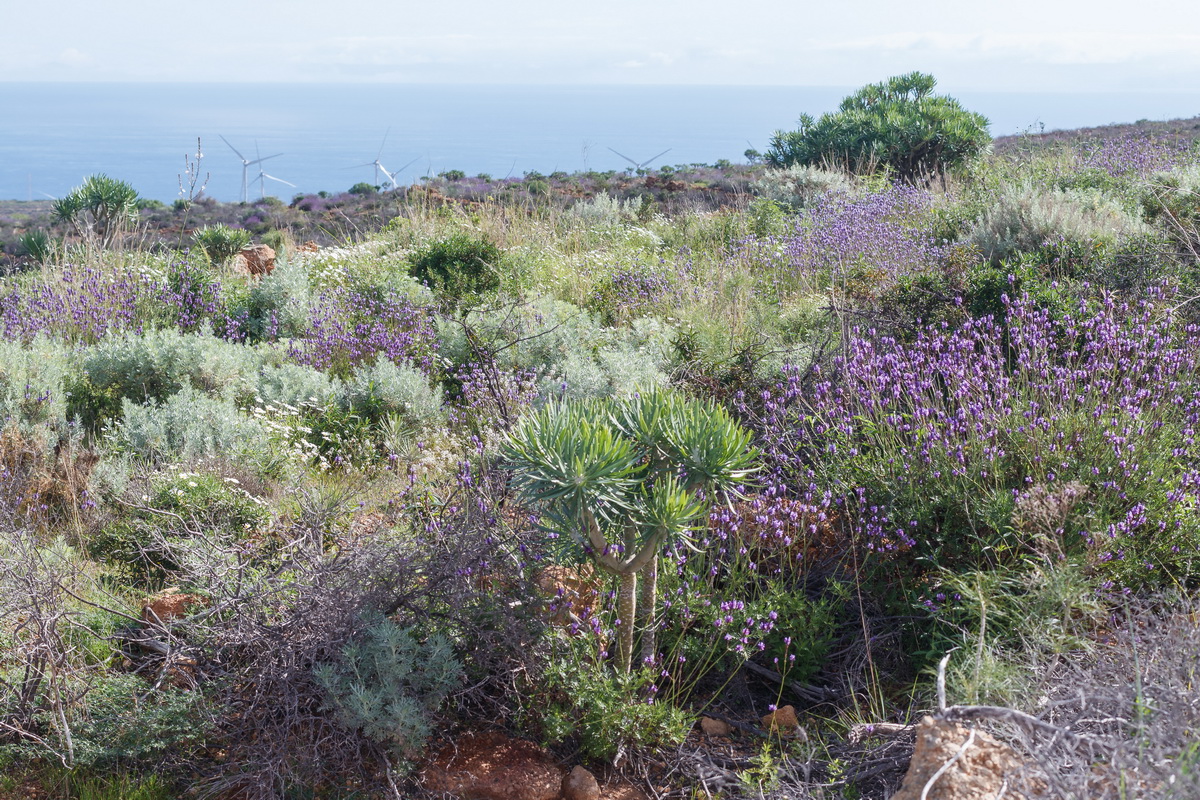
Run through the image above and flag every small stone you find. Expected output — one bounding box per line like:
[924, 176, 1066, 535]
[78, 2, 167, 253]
[761, 705, 800, 734]
[700, 716, 733, 737]
[142, 588, 205, 625]
[561, 765, 601, 800]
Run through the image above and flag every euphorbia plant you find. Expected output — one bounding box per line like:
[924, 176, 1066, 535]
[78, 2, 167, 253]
[502, 389, 759, 672]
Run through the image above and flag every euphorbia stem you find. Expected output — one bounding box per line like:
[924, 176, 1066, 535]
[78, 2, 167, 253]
[638, 556, 659, 666]
[617, 571, 637, 673]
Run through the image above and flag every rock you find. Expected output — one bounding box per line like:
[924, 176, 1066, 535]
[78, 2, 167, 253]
[562, 765, 601, 800]
[761, 705, 801, 735]
[537, 565, 602, 628]
[297, 240, 320, 252]
[700, 716, 733, 737]
[421, 731, 562, 800]
[889, 716, 1030, 800]
[232, 244, 276, 277]
[142, 588, 205, 625]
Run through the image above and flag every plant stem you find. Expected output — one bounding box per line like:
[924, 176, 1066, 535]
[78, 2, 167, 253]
[638, 555, 659, 665]
[618, 570, 637, 673]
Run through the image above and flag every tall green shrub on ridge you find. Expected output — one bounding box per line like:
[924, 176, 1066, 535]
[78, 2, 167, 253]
[52, 174, 140, 248]
[502, 389, 758, 672]
[765, 72, 990, 183]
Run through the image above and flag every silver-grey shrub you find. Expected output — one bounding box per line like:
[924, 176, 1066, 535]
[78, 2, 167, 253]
[340, 359, 444, 431]
[114, 388, 268, 463]
[750, 164, 856, 210]
[968, 183, 1148, 265]
[82, 327, 264, 405]
[439, 296, 673, 401]
[255, 363, 341, 410]
[0, 337, 71, 443]
[313, 617, 462, 762]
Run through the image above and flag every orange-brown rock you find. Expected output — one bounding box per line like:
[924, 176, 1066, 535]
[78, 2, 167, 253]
[761, 705, 800, 735]
[537, 565, 602, 627]
[232, 244, 276, 277]
[889, 716, 1031, 800]
[298, 240, 320, 253]
[562, 765, 601, 800]
[421, 731, 561, 800]
[142, 588, 205, 625]
[700, 716, 733, 737]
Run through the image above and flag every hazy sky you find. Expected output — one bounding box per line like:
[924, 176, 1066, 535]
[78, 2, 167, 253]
[2, 0, 1197, 91]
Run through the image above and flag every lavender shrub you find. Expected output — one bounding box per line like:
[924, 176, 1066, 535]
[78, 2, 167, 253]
[748, 286, 1200, 590]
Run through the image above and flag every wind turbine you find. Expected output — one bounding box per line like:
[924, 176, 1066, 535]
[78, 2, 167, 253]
[608, 147, 672, 172]
[349, 130, 419, 189]
[220, 135, 283, 202]
[252, 166, 296, 199]
[249, 143, 295, 199]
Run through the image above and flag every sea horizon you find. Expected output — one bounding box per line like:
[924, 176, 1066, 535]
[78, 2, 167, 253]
[3, 82, 1199, 203]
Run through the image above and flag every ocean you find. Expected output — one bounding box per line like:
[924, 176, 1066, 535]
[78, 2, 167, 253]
[3, 83, 1200, 203]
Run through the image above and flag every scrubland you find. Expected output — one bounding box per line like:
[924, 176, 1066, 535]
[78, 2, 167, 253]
[4, 117, 1200, 799]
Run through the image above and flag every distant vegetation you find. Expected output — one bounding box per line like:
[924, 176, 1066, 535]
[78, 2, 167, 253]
[4, 76, 1200, 799]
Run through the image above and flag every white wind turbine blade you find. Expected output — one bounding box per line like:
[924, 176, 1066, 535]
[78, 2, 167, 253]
[607, 147, 639, 168]
[219, 134, 248, 164]
[641, 149, 671, 168]
[262, 172, 295, 188]
[248, 152, 283, 167]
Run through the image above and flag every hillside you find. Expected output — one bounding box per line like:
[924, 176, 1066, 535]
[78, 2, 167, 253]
[3, 110, 1200, 800]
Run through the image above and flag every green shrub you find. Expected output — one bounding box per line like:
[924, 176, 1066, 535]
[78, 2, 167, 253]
[64, 674, 203, 772]
[52, 174, 140, 247]
[313, 617, 462, 763]
[192, 224, 251, 265]
[765, 72, 990, 183]
[17, 229, 54, 264]
[348, 181, 377, 195]
[746, 198, 788, 238]
[408, 233, 503, 301]
[539, 650, 691, 761]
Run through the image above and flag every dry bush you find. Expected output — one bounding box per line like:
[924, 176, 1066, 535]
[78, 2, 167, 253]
[144, 475, 545, 799]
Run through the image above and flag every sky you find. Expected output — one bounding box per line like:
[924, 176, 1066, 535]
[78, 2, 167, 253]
[1, 0, 1198, 92]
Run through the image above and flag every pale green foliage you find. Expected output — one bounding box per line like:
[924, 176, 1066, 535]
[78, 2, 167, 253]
[314, 618, 463, 761]
[340, 360, 444, 431]
[750, 164, 855, 210]
[114, 388, 267, 463]
[439, 297, 673, 401]
[240, 257, 312, 339]
[83, 328, 263, 404]
[568, 193, 644, 226]
[968, 183, 1149, 265]
[0, 337, 71, 439]
[256, 362, 341, 409]
[937, 562, 1106, 707]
